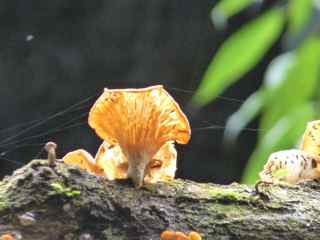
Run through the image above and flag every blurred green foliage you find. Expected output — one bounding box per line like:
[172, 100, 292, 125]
[192, 0, 320, 184]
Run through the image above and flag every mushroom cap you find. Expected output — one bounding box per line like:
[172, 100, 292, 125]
[160, 230, 176, 240]
[175, 232, 189, 240]
[0, 234, 15, 240]
[301, 120, 320, 157]
[88, 85, 191, 159]
[95, 141, 128, 180]
[44, 141, 57, 152]
[63, 149, 104, 176]
[188, 231, 202, 240]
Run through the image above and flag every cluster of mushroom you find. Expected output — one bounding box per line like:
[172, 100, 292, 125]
[63, 85, 191, 187]
[160, 230, 202, 240]
[0, 234, 14, 240]
[259, 120, 320, 184]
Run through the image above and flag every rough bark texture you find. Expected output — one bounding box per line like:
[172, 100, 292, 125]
[1, 159, 320, 240]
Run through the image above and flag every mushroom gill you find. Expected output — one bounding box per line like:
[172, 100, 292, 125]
[143, 141, 177, 183]
[88, 85, 191, 187]
[94, 141, 128, 180]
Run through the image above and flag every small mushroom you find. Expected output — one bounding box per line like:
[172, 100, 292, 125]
[160, 230, 176, 240]
[259, 120, 320, 184]
[88, 85, 191, 187]
[160, 230, 202, 240]
[45, 141, 57, 166]
[259, 149, 320, 184]
[0, 234, 14, 240]
[175, 232, 189, 240]
[188, 231, 202, 240]
[63, 149, 104, 176]
[301, 120, 320, 157]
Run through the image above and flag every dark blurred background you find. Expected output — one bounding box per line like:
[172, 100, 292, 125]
[0, 0, 279, 183]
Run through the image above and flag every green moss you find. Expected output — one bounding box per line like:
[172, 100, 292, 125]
[71, 199, 83, 208]
[0, 200, 8, 212]
[286, 218, 302, 229]
[144, 180, 186, 196]
[152, 180, 185, 193]
[210, 204, 248, 217]
[27, 159, 49, 167]
[205, 186, 285, 211]
[0, 181, 9, 212]
[268, 201, 282, 209]
[287, 218, 296, 227]
[50, 182, 81, 198]
[167, 180, 185, 189]
[103, 227, 126, 240]
[207, 187, 256, 203]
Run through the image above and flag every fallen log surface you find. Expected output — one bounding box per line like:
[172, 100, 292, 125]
[0, 159, 320, 240]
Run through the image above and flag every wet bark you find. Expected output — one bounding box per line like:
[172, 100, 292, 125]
[0, 159, 320, 240]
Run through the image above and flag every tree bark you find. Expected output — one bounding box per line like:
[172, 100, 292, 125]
[0, 160, 320, 240]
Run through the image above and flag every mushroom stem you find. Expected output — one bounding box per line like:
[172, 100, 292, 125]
[45, 142, 57, 166]
[127, 155, 150, 188]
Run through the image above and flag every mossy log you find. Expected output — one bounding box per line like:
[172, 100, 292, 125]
[1, 160, 320, 240]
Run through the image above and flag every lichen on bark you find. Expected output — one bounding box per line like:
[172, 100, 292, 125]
[0, 159, 320, 240]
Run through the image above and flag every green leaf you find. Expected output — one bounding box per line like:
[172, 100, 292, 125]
[223, 52, 295, 143]
[242, 37, 320, 184]
[260, 37, 320, 134]
[223, 90, 266, 143]
[192, 8, 285, 107]
[288, 0, 313, 35]
[211, 0, 254, 28]
[264, 52, 295, 90]
[241, 103, 315, 184]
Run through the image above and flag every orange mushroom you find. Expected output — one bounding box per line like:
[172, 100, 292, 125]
[94, 140, 177, 183]
[299, 120, 320, 177]
[175, 232, 189, 240]
[88, 85, 191, 187]
[301, 120, 320, 157]
[94, 141, 128, 180]
[63, 149, 105, 176]
[160, 230, 202, 240]
[160, 230, 176, 240]
[188, 231, 202, 240]
[0, 234, 14, 240]
[143, 141, 177, 184]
